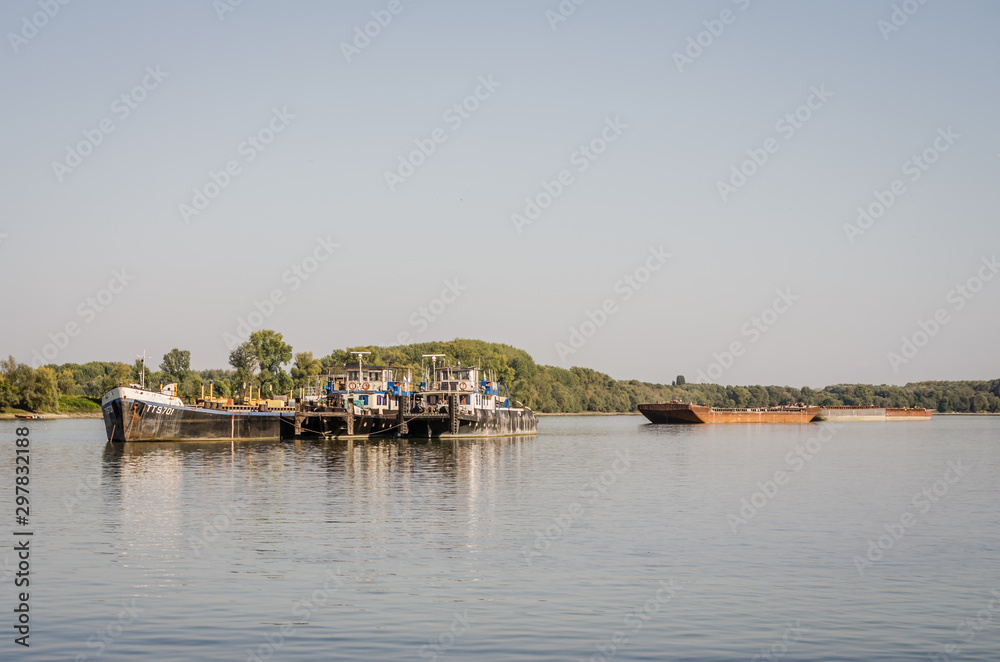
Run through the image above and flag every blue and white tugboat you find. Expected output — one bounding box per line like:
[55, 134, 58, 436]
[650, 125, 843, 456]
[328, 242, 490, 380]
[406, 359, 537, 438]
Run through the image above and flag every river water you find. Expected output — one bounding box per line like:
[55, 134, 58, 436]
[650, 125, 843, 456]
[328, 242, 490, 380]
[1, 415, 997, 661]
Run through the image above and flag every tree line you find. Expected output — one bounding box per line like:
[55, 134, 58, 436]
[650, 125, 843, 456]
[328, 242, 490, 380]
[3, 335, 998, 414]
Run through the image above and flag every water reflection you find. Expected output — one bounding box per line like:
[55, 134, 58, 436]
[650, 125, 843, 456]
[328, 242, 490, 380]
[99, 437, 537, 564]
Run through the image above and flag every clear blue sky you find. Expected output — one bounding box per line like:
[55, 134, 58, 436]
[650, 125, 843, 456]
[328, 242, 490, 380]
[1, 0, 997, 387]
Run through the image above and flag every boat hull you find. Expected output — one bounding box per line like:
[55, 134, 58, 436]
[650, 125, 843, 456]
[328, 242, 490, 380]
[638, 403, 820, 424]
[102, 396, 291, 441]
[406, 407, 537, 438]
[815, 406, 933, 421]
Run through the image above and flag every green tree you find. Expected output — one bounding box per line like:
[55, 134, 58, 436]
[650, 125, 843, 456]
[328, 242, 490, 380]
[34, 366, 60, 410]
[854, 384, 874, 406]
[160, 348, 191, 381]
[228, 343, 259, 400]
[2, 362, 59, 411]
[676, 375, 686, 386]
[99, 363, 131, 394]
[0, 356, 18, 409]
[57, 369, 76, 395]
[250, 331, 292, 375]
[250, 330, 293, 398]
[291, 352, 322, 388]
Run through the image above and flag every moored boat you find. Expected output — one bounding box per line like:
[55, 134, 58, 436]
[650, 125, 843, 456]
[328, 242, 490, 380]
[101, 351, 537, 441]
[294, 358, 415, 438]
[101, 382, 294, 442]
[815, 406, 933, 421]
[638, 401, 820, 424]
[407, 362, 537, 438]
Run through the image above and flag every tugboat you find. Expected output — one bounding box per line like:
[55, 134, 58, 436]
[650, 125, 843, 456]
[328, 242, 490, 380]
[294, 352, 415, 437]
[406, 357, 537, 437]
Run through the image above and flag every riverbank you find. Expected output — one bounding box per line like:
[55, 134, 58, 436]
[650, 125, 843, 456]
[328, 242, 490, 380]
[0, 412, 102, 420]
[535, 411, 640, 416]
[933, 411, 1000, 416]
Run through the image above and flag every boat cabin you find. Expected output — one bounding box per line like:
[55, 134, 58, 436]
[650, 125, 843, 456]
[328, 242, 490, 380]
[420, 366, 511, 414]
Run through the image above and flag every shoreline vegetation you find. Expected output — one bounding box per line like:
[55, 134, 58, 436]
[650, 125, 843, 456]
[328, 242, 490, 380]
[4, 412, 1000, 422]
[3, 336, 999, 417]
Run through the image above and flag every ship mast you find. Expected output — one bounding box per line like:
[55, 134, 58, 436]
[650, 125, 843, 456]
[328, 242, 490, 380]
[350, 351, 371, 374]
[422, 353, 445, 385]
[137, 350, 148, 389]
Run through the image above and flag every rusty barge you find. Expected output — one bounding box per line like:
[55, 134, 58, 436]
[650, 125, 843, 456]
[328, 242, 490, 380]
[638, 402, 821, 424]
[815, 406, 933, 421]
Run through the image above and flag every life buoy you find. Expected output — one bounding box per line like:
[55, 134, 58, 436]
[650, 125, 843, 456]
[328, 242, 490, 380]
[362, 382, 370, 390]
[459, 381, 468, 391]
[348, 381, 357, 390]
[433, 382, 441, 390]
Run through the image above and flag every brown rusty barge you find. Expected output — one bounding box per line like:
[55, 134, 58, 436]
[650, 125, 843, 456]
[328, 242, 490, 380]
[815, 406, 933, 421]
[638, 402, 820, 424]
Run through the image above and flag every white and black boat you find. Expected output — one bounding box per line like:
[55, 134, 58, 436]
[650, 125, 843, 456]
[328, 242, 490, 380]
[100, 382, 295, 442]
[101, 353, 295, 442]
[406, 363, 537, 438]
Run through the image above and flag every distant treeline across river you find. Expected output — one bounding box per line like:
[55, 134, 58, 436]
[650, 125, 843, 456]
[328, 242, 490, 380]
[2, 338, 998, 415]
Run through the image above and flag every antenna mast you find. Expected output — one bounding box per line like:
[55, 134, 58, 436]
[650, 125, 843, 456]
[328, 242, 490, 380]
[137, 350, 148, 389]
[350, 351, 371, 372]
[422, 353, 445, 384]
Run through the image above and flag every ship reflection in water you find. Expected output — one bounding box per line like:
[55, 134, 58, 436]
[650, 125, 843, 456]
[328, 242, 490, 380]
[101, 436, 537, 557]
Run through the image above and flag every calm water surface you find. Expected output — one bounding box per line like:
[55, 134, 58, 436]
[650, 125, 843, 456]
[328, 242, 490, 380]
[1, 415, 998, 661]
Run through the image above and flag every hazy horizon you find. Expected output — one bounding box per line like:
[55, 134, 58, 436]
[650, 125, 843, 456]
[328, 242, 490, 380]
[2, 1, 997, 388]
